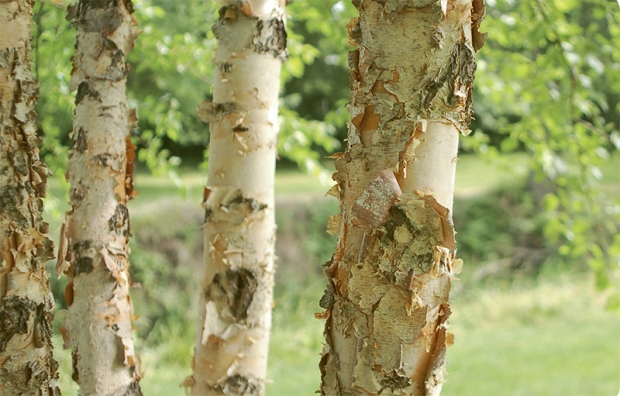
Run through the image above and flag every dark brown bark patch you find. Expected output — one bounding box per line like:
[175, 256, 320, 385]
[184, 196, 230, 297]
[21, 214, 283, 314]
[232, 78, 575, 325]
[33, 302, 54, 348]
[71, 348, 79, 382]
[0, 296, 34, 353]
[4, 355, 61, 396]
[228, 194, 268, 212]
[421, 42, 476, 118]
[211, 7, 286, 60]
[379, 370, 411, 393]
[221, 62, 233, 74]
[253, 18, 287, 60]
[110, 49, 125, 68]
[74, 257, 94, 274]
[210, 374, 260, 396]
[210, 269, 258, 321]
[94, 153, 114, 167]
[319, 280, 336, 310]
[105, 49, 128, 81]
[197, 101, 239, 124]
[75, 81, 101, 105]
[232, 124, 250, 132]
[69, 185, 86, 207]
[204, 191, 267, 223]
[75, 127, 88, 153]
[72, 240, 96, 274]
[68, 1, 124, 34]
[382, 206, 416, 242]
[109, 204, 130, 236]
[0, 186, 29, 228]
[114, 379, 143, 396]
[10, 150, 29, 176]
[412, 252, 434, 273]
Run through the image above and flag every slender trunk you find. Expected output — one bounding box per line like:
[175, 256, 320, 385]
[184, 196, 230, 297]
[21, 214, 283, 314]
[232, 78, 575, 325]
[0, 1, 60, 394]
[319, 1, 486, 395]
[187, 1, 286, 394]
[56, 1, 141, 394]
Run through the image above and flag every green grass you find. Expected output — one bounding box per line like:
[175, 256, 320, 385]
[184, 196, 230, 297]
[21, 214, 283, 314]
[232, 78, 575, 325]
[266, 277, 326, 395]
[264, 272, 620, 396]
[51, 272, 620, 396]
[454, 153, 529, 196]
[598, 152, 620, 196]
[444, 274, 620, 396]
[44, 153, 620, 395]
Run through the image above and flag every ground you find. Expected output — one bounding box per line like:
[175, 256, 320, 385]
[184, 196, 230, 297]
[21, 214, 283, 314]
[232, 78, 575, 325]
[44, 154, 620, 395]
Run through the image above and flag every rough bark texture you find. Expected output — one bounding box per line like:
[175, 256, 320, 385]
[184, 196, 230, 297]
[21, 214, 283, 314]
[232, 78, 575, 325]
[0, 1, 61, 394]
[56, 0, 142, 394]
[319, 1, 486, 395]
[186, 1, 286, 395]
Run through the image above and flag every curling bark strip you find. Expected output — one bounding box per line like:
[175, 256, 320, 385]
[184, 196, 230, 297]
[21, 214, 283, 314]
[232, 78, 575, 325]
[319, 0, 486, 395]
[56, 0, 142, 394]
[0, 0, 61, 394]
[187, 0, 286, 394]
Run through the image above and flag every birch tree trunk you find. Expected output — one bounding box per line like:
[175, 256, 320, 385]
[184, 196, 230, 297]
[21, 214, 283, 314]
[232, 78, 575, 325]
[55, 1, 142, 394]
[0, 1, 60, 394]
[187, 1, 286, 394]
[319, 1, 486, 395]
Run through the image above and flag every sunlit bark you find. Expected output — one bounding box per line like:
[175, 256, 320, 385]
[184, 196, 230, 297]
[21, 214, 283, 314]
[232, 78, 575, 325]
[187, 0, 286, 394]
[56, 0, 142, 394]
[0, 1, 60, 394]
[319, 0, 486, 394]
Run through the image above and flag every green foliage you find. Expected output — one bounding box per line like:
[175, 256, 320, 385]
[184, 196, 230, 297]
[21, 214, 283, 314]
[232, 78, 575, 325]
[278, 106, 340, 184]
[32, 1, 75, 176]
[128, 0, 217, 173]
[472, 0, 620, 310]
[453, 181, 544, 265]
[33, 0, 342, 182]
[283, 0, 354, 144]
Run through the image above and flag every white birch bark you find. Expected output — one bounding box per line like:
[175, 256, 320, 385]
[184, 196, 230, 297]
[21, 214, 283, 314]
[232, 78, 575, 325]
[56, 0, 142, 394]
[0, 0, 61, 394]
[186, 1, 286, 394]
[319, 0, 486, 395]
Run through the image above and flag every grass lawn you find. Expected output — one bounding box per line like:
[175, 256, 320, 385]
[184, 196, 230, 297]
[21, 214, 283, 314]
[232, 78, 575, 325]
[51, 272, 620, 396]
[44, 153, 619, 395]
[444, 274, 620, 396]
[264, 273, 620, 396]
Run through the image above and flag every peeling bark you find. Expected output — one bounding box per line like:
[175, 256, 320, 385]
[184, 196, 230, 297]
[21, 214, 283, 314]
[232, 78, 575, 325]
[319, 1, 485, 395]
[56, 0, 142, 394]
[187, 1, 286, 395]
[0, 0, 61, 394]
